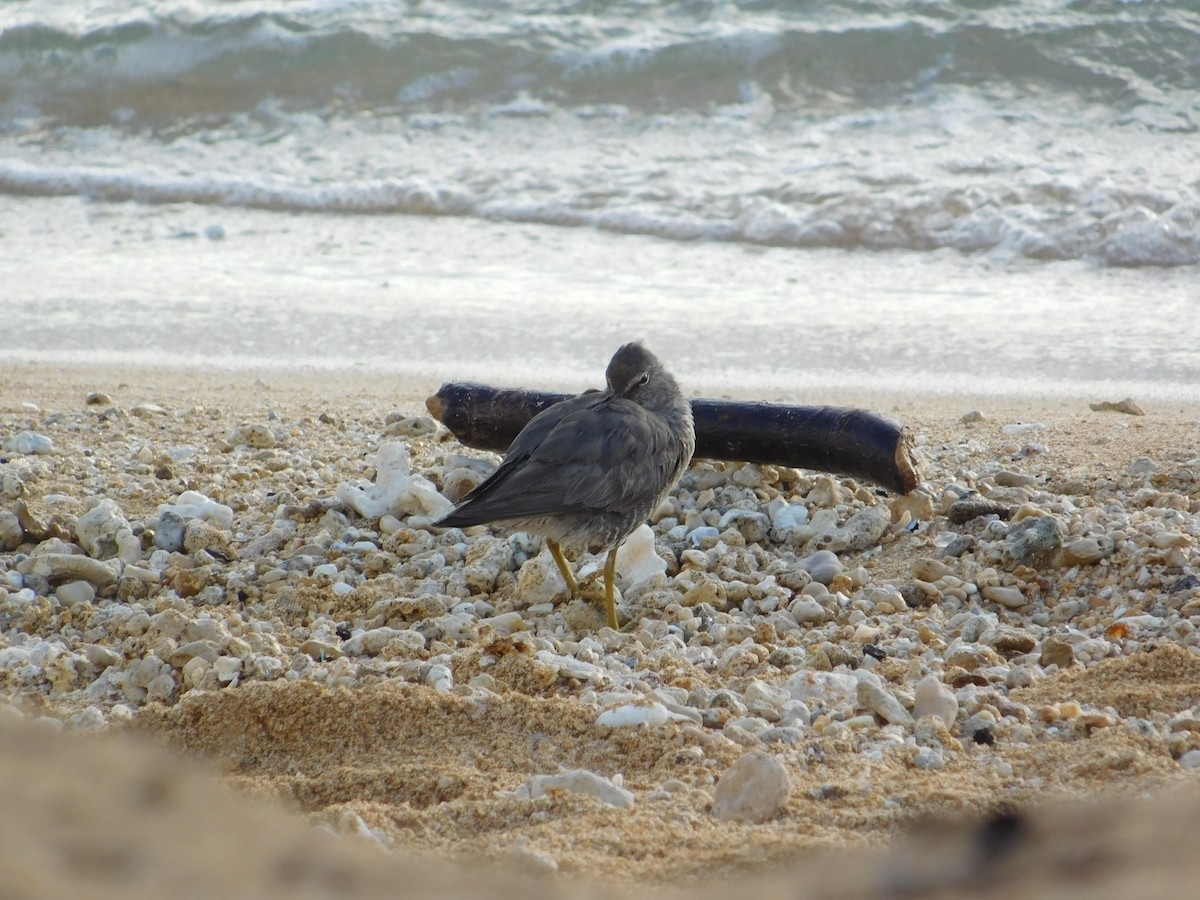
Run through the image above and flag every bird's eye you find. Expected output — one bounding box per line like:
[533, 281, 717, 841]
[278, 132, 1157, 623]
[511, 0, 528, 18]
[637, 373, 650, 386]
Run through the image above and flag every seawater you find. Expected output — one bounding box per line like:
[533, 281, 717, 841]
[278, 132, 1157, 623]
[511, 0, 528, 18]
[1, 0, 1198, 396]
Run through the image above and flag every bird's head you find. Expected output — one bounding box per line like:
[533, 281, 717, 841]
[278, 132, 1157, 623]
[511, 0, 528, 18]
[605, 342, 676, 405]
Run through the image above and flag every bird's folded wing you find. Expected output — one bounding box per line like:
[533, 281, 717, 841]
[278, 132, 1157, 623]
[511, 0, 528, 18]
[446, 398, 683, 523]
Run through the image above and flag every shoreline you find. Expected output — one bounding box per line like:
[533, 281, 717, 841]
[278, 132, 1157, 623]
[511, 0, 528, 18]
[2, 359, 1199, 895]
[5, 359, 1199, 419]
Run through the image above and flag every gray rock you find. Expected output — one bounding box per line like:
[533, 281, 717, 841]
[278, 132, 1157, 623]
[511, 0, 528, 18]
[1006, 516, 1065, 567]
[790, 597, 827, 625]
[83, 644, 123, 670]
[797, 550, 843, 586]
[939, 534, 977, 558]
[154, 510, 187, 552]
[948, 492, 1011, 524]
[54, 580, 96, 607]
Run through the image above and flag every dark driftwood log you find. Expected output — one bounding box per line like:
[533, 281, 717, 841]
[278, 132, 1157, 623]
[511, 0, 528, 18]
[427, 383, 920, 495]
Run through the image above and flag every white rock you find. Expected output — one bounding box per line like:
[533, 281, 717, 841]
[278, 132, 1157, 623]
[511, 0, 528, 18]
[483, 611, 526, 636]
[516, 552, 569, 605]
[718, 509, 771, 543]
[856, 674, 914, 726]
[17, 554, 120, 588]
[537, 650, 608, 684]
[794, 507, 840, 542]
[336, 442, 453, 520]
[463, 538, 512, 593]
[711, 750, 791, 823]
[615, 524, 666, 589]
[745, 680, 791, 710]
[769, 500, 809, 530]
[348, 628, 412, 657]
[913, 674, 959, 727]
[421, 663, 453, 693]
[158, 490, 235, 530]
[227, 423, 275, 449]
[785, 670, 858, 705]
[76, 499, 141, 562]
[213, 656, 242, 685]
[822, 504, 891, 552]
[442, 467, 488, 502]
[3, 431, 54, 455]
[519, 770, 634, 809]
[596, 701, 692, 728]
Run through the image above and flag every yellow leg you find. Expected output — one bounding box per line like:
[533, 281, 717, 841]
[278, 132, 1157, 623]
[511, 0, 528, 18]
[603, 548, 619, 630]
[546, 539, 579, 595]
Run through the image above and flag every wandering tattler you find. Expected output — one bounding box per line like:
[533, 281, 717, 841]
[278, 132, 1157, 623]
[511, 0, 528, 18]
[437, 342, 695, 629]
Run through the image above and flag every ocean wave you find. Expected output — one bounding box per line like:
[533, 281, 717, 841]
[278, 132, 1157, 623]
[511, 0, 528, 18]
[3, 158, 1196, 266]
[2, 1, 1198, 125]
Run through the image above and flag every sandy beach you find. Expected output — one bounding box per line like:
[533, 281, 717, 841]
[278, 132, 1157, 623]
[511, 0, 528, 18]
[2, 360, 1199, 898]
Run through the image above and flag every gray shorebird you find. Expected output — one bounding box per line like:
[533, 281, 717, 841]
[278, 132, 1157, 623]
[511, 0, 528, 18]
[437, 342, 695, 629]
